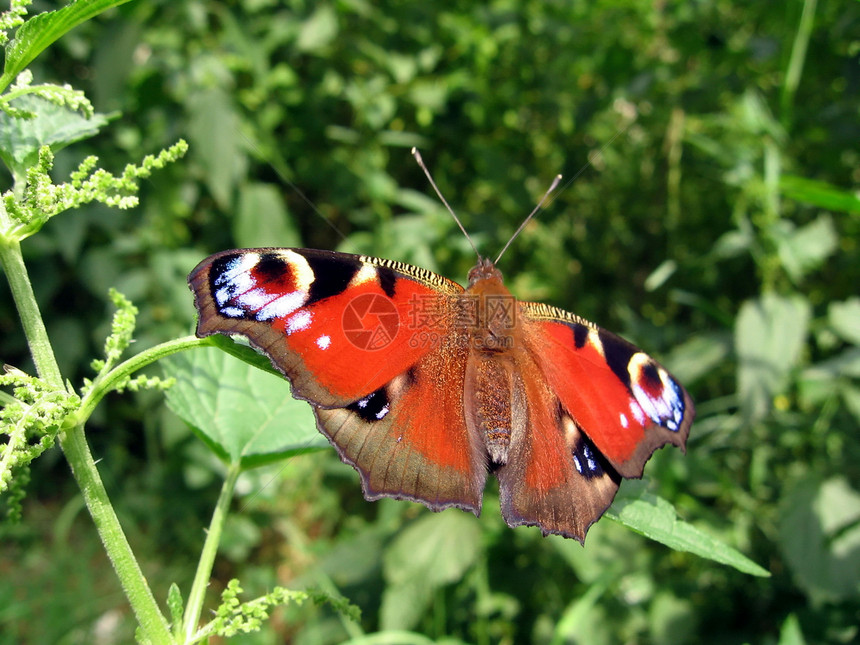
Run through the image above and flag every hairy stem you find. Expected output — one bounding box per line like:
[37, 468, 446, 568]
[73, 335, 212, 425]
[184, 461, 242, 642]
[0, 238, 63, 386]
[0, 238, 173, 643]
[62, 423, 174, 643]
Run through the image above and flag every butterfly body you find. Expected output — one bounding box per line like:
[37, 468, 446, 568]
[189, 247, 694, 541]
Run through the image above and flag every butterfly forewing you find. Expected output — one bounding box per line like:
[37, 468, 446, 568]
[189, 248, 463, 407]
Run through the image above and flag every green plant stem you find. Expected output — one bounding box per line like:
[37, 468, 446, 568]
[314, 571, 365, 641]
[184, 460, 242, 642]
[62, 423, 174, 643]
[73, 335, 212, 425]
[0, 238, 63, 386]
[0, 238, 173, 643]
[780, 0, 817, 125]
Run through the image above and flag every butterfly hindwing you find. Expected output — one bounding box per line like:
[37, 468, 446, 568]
[495, 356, 621, 542]
[520, 302, 694, 479]
[315, 335, 487, 514]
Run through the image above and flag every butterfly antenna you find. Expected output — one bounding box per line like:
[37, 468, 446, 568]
[412, 147, 481, 259]
[494, 173, 562, 264]
[492, 120, 632, 264]
[237, 130, 348, 241]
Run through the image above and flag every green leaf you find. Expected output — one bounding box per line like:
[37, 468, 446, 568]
[779, 477, 860, 601]
[219, 514, 263, 562]
[648, 591, 695, 644]
[341, 632, 453, 645]
[167, 583, 184, 636]
[735, 294, 811, 420]
[842, 384, 860, 424]
[204, 334, 284, 379]
[234, 182, 301, 248]
[186, 86, 246, 210]
[1, 0, 134, 92]
[803, 348, 860, 380]
[643, 259, 677, 292]
[829, 297, 860, 345]
[550, 574, 612, 645]
[0, 95, 109, 176]
[798, 348, 860, 410]
[772, 215, 838, 283]
[606, 483, 770, 577]
[662, 331, 731, 386]
[318, 529, 386, 588]
[778, 614, 807, 645]
[162, 346, 327, 469]
[296, 5, 339, 53]
[780, 175, 860, 214]
[711, 228, 753, 259]
[380, 511, 483, 630]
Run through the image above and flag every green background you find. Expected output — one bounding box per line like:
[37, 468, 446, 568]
[2, 1, 859, 643]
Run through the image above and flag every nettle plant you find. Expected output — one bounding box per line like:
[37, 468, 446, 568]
[0, 1, 769, 643]
[0, 1, 355, 643]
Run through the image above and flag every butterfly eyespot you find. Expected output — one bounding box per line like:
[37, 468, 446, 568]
[582, 444, 597, 468]
[348, 388, 391, 423]
[631, 372, 687, 433]
[569, 438, 605, 479]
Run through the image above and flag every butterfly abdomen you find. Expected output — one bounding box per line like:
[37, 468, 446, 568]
[464, 354, 515, 465]
[460, 269, 530, 466]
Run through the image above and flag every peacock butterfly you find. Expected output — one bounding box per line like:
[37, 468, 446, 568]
[187, 155, 694, 542]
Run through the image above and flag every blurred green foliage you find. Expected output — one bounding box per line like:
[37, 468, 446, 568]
[1, 0, 859, 643]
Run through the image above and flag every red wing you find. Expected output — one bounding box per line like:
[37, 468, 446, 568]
[190, 248, 486, 512]
[188, 248, 464, 407]
[520, 302, 694, 478]
[496, 357, 621, 542]
[315, 330, 487, 514]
